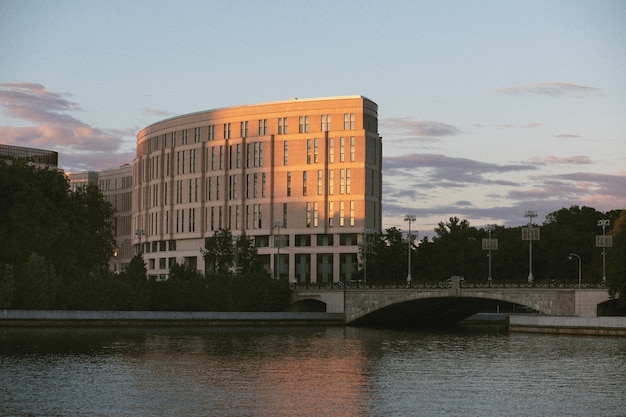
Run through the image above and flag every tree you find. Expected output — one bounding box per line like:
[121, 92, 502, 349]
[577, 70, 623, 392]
[0, 263, 15, 308]
[235, 233, 261, 275]
[15, 253, 59, 309]
[202, 229, 235, 275]
[607, 210, 626, 307]
[364, 227, 408, 284]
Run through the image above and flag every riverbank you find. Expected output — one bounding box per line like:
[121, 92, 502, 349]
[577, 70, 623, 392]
[508, 315, 626, 336]
[0, 310, 344, 327]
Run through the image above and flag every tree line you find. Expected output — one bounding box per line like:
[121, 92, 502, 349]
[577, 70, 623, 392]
[0, 160, 289, 311]
[362, 207, 626, 308]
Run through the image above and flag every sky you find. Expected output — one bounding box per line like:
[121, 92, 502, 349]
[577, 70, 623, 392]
[1, 0, 625, 238]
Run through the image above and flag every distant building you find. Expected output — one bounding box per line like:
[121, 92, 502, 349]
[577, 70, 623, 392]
[0, 144, 58, 168]
[67, 165, 133, 273]
[99, 165, 133, 273]
[133, 96, 382, 282]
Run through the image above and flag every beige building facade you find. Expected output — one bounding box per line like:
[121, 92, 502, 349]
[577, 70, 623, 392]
[133, 96, 382, 282]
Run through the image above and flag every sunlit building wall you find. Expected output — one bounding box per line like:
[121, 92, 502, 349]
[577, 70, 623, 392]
[133, 96, 382, 282]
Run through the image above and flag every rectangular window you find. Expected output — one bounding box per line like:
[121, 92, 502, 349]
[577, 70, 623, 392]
[219, 146, 224, 169]
[346, 169, 351, 194]
[350, 136, 355, 162]
[340, 201, 345, 227]
[314, 138, 319, 163]
[253, 173, 258, 198]
[211, 147, 216, 170]
[340, 137, 345, 162]
[306, 139, 311, 164]
[287, 172, 291, 196]
[254, 142, 259, 166]
[295, 234, 311, 247]
[283, 141, 288, 165]
[216, 177, 221, 200]
[236, 144, 241, 168]
[223, 123, 231, 139]
[306, 202, 311, 228]
[317, 170, 322, 195]
[282, 203, 288, 228]
[340, 169, 345, 194]
[194, 127, 201, 143]
[313, 202, 318, 227]
[182, 129, 188, 144]
[317, 234, 334, 246]
[262, 173, 266, 197]
[329, 201, 334, 227]
[344, 113, 355, 130]
[208, 125, 216, 140]
[259, 142, 263, 166]
[299, 116, 309, 133]
[207, 177, 212, 201]
[302, 171, 308, 196]
[278, 117, 288, 134]
[321, 114, 331, 131]
[240, 121, 248, 138]
[350, 201, 355, 226]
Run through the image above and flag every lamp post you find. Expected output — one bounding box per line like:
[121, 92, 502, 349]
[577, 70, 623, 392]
[523, 211, 538, 284]
[404, 214, 416, 287]
[568, 252, 581, 315]
[274, 222, 283, 280]
[597, 219, 610, 285]
[482, 225, 498, 286]
[361, 229, 370, 287]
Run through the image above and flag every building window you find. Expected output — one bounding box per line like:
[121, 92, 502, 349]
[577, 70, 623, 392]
[340, 169, 345, 194]
[340, 201, 345, 227]
[340, 137, 345, 162]
[313, 202, 318, 227]
[258, 119, 267, 135]
[236, 144, 241, 168]
[182, 129, 188, 144]
[278, 117, 288, 134]
[306, 203, 311, 227]
[194, 127, 201, 143]
[306, 139, 312, 164]
[344, 113, 355, 130]
[346, 169, 351, 194]
[223, 123, 231, 139]
[321, 114, 331, 132]
[253, 173, 258, 198]
[299, 116, 309, 133]
[262, 173, 266, 197]
[329, 201, 334, 227]
[350, 136, 355, 162]
[287, 172, 291, 197]
[350, 201, 355, 226]
[282, 203, 288, 227]
[295, 234, 311, 247]
[302, 171, 308, 196]
[219, 146, 224, 170]
[283, 141, 288, 165]
[240, 121, 248, 138]
[317, 170, 322, 195]
[314, 138, 319, 163]
[208, 125, 216, 140]
[317, 234, 334, 246]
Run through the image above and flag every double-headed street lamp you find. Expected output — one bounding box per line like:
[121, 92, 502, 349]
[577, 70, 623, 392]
[597, 219, 611, 285]
[568, 252, 581, 315]
[404, 214, 416, 287]
[523, 211, 539, 284]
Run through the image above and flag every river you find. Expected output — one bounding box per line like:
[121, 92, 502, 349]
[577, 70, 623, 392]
[1, 325, 625, 417]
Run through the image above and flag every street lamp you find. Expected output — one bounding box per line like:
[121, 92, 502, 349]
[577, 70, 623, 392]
[523, 211, 538, 284]
[274, 222, 283, 280]
[482, 225, 498, 286]
[597, 219, 611, 285]
[568, 252, 581, 315]
[404, 214, 416, 287]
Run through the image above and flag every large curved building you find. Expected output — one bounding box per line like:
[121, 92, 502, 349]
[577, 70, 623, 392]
[133, 96, 382, 283]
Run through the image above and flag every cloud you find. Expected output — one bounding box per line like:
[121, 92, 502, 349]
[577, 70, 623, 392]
[495, 82, 600, 98]
[529, 155, 593, 165]
[553, 134, 580, 138]
[0, 82, 134, 171]
[381, 117, 460, 137]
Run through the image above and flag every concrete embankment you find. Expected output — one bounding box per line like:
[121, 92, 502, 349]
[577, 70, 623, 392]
[0, 310, 344, 327]
[509, 315, 626, 336]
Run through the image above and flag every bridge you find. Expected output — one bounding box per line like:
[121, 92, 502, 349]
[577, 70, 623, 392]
[290, 277, 613, 325]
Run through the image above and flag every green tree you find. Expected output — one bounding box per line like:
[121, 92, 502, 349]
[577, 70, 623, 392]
[607, 210, 626, 307]
[364, 227, 408, 284]
[15, 253, 59, 309]
[0, 263, 15, 308]
[236, 233, 261, 275]
[202, 228, 234, 274]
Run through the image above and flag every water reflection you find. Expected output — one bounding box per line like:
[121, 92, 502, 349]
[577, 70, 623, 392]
[1, 326, 625, 417]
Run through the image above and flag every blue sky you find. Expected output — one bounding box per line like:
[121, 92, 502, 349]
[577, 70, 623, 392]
[1, 0, 625, 237]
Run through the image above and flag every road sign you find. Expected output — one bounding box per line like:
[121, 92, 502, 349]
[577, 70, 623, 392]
[522, 226, 540, 241]
[596, 235, 613, 248]
[482, 238, 499, 250]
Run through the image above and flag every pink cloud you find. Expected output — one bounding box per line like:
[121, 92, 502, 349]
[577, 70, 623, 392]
[529, 155, 593, 165]
[0, 82, 134, 170]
